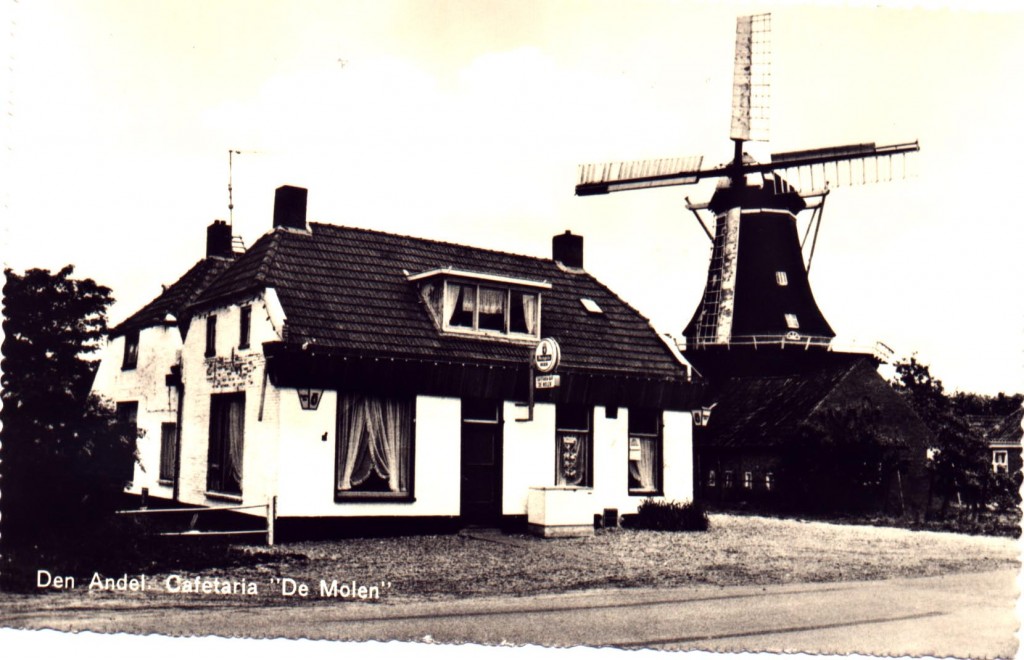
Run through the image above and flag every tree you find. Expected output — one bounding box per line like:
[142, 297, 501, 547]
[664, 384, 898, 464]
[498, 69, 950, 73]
[890, 357, 993, 518]
[1, 266, 136, 556]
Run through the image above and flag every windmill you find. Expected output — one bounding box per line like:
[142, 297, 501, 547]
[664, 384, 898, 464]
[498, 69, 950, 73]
[575, 14, 918, 378]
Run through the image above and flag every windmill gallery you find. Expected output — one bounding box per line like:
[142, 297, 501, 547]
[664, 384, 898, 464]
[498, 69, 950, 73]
[90, 14, 933, 539]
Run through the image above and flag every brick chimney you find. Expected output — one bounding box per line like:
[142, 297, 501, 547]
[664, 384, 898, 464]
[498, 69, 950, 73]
[552, 230, 583, 269]
[206, 220, 233, 258]
[273, 185, 308, 231]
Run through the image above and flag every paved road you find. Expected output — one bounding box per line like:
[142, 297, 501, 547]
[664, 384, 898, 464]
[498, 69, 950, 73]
[3, 569, 1018, 658]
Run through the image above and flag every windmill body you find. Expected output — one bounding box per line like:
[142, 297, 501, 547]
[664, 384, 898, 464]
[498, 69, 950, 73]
[681, 175, 837, 377]
[574, 13, 930, 515]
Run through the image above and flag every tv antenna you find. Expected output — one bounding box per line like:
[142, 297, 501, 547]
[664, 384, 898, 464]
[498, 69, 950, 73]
[227, 149, 241, 226]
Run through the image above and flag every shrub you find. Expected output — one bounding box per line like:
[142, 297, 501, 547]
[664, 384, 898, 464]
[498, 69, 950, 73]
[628, 498, 710, 532]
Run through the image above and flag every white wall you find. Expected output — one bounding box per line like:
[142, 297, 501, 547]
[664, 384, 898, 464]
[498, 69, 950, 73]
[91, 324, 181, 499]
[177, 294, 279, 511]
[275, 394, 461, 518]
[502, 401, 557, 515]
[662, 410, 694, 503]
[502, 403, 695, 518]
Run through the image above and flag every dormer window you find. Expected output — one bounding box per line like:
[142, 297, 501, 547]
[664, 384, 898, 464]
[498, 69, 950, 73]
[409, 269, 548, 340]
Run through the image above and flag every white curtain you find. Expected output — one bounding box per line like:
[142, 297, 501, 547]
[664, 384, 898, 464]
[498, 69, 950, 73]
[628, 436, 656, 492]
[337, 395, 411, 493]
[374, 399, 411, 492]
[444, 283, 463, 325]
[521, 293, 538, 335]
[478, 287, 504, 314]
[227, 396, 245, 485]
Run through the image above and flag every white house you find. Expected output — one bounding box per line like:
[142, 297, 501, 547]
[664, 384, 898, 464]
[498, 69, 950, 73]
[91, 221, 236, 503]
[94, 186, 701, 539]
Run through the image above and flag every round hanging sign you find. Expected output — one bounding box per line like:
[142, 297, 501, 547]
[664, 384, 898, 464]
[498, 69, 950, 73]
[533, 337, 561, 373]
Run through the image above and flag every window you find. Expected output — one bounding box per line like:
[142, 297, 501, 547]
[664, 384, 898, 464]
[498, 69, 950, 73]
[410, 270, 547, 340]
[765, 472, 775, 492]
[628, 409, 662, 495]
[580, 298, 604, 314]
[784, 313, 800, 330]
[205, 315, 217, 357]
[116, 401, 138, 434]
[159, 422, 177, 483]
[122, 331, 139, 370]
[993, 450, 1009, 474]
[441, 282, 539, 336]
[556, 405, 592, 487]
[723, 470, 734, 488]
[336, 394, 414, 500]
[775, 271, 789, 286]
[743, 471, 753, 489]
[707, 470, 716, 487]
[207, 393, 245, 495]
[239, 305, 251, 349]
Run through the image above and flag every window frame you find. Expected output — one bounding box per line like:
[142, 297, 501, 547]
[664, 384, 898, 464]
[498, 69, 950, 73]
[121, 330, 139, 370]
[775, 271, 789, 286]
[784, 313, 800, 330]
[409, 270, 547, 342]
[707, 470, 717, 488]
[335, 393, 416, 502]
[993, 450, 1009, 474]
[205, 315, 217, 357]
[743, 471, 753, 490]
[440, 280, 541, 339]
[239, 305, 251, 349]
[627, 408, 663, 496]
[555, 404, 593, 488]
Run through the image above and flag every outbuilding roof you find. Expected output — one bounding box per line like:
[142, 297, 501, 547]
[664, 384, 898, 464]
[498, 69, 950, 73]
[109, 257, 234, 337]
[190, 223, 689, 381]
[698, 358, 933, 450]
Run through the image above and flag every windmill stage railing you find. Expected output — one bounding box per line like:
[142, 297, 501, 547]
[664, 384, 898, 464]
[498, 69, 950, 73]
[679, 334, 894, 362]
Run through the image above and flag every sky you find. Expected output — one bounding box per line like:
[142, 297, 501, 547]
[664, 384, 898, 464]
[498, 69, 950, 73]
[3, 0, 1023, 396]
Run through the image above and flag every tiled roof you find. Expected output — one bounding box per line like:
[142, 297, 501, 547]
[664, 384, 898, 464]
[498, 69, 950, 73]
[109, 257, 234, 337]
[700, 358, 932, 449]
[988, 407, 1023, 447]
[191, 224, 687, 380]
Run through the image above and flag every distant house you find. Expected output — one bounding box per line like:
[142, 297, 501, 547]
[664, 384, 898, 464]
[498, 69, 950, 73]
[93, 186, 701, 538]
[92, 221, 237, 503]
[984, 408, 1023, 476]
[694, 357, 932, 515]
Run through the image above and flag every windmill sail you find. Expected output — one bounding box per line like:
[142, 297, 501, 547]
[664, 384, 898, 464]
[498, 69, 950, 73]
[576, 156, 704, 196]
[730, 13, 771, 143]
[770, 141, 918, 191]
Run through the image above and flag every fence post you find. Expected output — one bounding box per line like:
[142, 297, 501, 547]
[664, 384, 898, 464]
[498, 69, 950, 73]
[266, 496, 277, 546]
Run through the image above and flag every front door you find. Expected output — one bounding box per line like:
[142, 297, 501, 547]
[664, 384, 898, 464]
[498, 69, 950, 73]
[460, 399, 503, 525]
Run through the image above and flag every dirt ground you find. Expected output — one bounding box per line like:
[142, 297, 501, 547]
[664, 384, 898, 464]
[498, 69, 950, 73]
[1, 514, 1018, 613]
